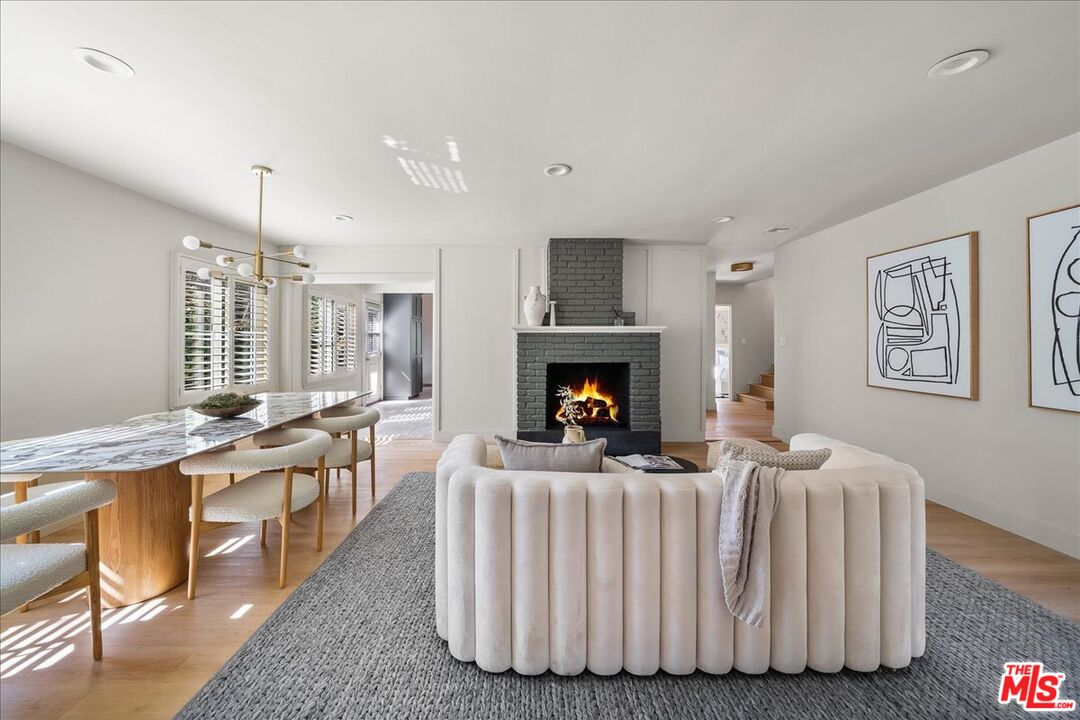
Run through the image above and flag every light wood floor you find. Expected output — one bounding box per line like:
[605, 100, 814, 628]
[2, 406, 1077, 719]
[706, 399, 779, 443]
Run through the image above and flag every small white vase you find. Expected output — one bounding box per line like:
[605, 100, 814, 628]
[522, 285, 547, 327]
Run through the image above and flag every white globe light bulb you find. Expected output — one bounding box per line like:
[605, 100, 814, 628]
[265, 277, 278, 288]
[237, 262, 254, 278]
[182, 235, 201, 250]
[196, 267, 212, 280]
[215, 254, 232, 267]
[301, 272, 316, 285]
[292, 245, 307, 259]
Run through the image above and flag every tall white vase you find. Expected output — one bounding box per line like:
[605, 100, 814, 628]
[522, 285, 547, 327]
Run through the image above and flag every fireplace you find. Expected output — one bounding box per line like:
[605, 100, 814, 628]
[545, 363, 630, 430]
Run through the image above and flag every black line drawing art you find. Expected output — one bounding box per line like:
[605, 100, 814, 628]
[873, 253, 961, 385]
[1050, 223, 1080, 396]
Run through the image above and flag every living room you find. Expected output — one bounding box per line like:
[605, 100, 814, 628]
[0, 2, 1077, 719]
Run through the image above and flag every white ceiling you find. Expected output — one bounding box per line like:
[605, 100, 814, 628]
[1, 1, 1077, 281]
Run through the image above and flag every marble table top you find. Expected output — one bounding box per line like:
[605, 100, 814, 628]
[0, 391, 367, 474]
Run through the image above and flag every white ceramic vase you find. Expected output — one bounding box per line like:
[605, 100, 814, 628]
[522, 285, 547, 327]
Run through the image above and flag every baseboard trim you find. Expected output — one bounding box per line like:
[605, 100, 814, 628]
[926, 485, 1080, 559]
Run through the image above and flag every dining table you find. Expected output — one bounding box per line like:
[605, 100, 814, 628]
[0, 391, 367, 607]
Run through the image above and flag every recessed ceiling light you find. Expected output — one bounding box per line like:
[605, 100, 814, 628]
[712, 216, 735, 224]
[927, 49, 990, 79]
[543, 163, 572, 177]
[333, 214, 354, 222]
[72, 47, 134, 77]
[764, 226, 794, 234]
[731, 262, 755, 272]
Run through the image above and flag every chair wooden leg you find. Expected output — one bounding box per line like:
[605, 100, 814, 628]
[187, 475, 204, 600]
[369, 425, 377, 498]
[279, 467, 293, 588]
[351, 431, 358, 516]
[85, 508, 103, 660]
[260, 519, 267, 546]
[316, 457, 325, 551]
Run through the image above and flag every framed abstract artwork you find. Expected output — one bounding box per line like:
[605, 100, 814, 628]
[1027, 204, 1080, 413]
[866, 233, 979, 399]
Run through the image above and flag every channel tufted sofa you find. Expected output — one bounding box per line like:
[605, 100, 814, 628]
[435, 433, 925, 676]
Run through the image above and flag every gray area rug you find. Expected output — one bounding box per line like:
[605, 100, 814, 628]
[177, 472, 1080, 720]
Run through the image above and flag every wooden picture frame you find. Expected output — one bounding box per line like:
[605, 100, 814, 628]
[866, 232, 979, 399]
[1027, 204, 1080, 414]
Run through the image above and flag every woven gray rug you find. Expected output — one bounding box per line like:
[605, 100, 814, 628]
[176, 471, 1080, 720]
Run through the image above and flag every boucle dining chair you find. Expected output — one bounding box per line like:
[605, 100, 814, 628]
[179, 428, 332, 599]
[281, 406, 380, 515]
[0, 480, 117, 660]
[316, 405, 380, 509]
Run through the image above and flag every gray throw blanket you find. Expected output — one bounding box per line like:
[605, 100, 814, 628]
[716, 459, 784, 628]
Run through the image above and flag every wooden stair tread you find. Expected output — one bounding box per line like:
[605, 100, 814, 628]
[748, 383, 774, 399]
[737, 392, 774, 409]
[759, 372, 774, 388]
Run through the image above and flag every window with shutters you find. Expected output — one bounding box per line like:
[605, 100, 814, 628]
[176, 255, 272, 406]
[366, 303, 382, 356]
[306, 290, 357, 380]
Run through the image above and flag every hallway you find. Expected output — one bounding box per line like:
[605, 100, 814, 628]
[706, 398, 778, 443]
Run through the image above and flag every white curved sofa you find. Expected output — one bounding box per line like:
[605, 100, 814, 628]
[435, 433, 925, 676]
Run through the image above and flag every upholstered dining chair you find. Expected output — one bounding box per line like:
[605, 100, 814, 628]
[179, 428, 332, 598]
[316, 405, 380, 509]
[2, 473, 87, 546]
[280, 406, 380, 515]
[0, 480, 117, 660]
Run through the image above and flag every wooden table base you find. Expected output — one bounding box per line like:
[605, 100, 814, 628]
[86, 463, 191, 607]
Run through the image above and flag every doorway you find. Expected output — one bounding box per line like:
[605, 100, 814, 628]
[714, 304, 732, 404]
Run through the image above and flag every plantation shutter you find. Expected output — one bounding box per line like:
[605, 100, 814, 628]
[183, 269, 229, 392]
[346, 303, 358, 371]
[308, 294, 331, 376]
[307, 293, 357, 377]
[366, 304, 382, 355]
[334, 303, 349, 370]
[232, 280, 270, 387]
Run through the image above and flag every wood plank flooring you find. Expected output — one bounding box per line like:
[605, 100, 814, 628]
[1, 402, 1076, 719]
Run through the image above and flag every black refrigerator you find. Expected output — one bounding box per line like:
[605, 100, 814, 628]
[383, 293, 424, 399]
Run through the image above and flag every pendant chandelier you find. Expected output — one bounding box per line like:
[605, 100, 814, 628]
[180, 165, 316, 288]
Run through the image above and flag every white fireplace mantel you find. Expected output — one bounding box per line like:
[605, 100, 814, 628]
[511, 325, 666, 334]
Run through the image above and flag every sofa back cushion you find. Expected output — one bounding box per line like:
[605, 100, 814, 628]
[494, 435, 607, 472]
[789, 433, 893, 469]
[715, 439, 832, 471]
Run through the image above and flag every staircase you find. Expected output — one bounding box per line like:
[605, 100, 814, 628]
[737, 365, 774, 410]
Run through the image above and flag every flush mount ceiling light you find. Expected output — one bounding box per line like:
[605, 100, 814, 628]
[181, 165, 316, 287]
[72, 47, 134, 77]
[927, 49, 990, 79]
[764, 226, 794, 234]
[731, 262, 755, 272]
[543, 163, 573, 177]
[332, 214, 354, 222]
[712, 216, 735, 224]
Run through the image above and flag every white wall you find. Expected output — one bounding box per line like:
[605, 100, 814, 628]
[624, 246, 707, 442]
[774, 133, 1080, 557]
[0, 141, 277, 440]
[714, 277, 775, 400]
[421, 293, 433, 385]
[437, 246, 518, 437]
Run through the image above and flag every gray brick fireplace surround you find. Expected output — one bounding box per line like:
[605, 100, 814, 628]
[516, 238, 662, 454]
[546, 238, 624, 325]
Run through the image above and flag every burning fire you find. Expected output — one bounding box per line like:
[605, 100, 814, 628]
[555, 376, 620, 424]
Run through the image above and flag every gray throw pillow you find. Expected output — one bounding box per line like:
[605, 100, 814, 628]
[494, 435, 607, 472]
[716, 439, 831, 471]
